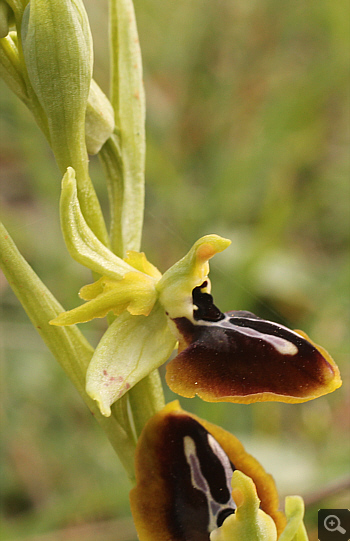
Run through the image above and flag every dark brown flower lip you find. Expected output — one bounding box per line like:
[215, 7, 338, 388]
[130, 401, 285, 541]
[166, 305, 341, 403]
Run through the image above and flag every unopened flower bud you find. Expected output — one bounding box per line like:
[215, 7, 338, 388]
[21, 0, 93, 171]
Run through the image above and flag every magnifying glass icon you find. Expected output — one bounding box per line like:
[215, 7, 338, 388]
[324, 514, 346, 534]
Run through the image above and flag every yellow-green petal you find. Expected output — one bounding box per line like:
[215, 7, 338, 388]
[279, 497, 308, 541]
[50, 271, 157, 326]
[124, 250, 162, 279]
[210, 471, 277, 541]
[86, 303, 176, 416]
[157, 234, 231, 321]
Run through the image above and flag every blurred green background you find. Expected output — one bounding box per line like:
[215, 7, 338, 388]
[1, 0, 349, 539]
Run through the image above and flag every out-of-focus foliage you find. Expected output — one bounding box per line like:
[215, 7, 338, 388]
[0, 0, 349, 539]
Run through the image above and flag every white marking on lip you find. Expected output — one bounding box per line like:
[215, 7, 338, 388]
[198, 315, 299, 356]
[184, 435, 236, 532]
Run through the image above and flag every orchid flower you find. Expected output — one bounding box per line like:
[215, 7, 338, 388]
[49, 168, 342, 417]
[130, 401, 308, 541]
[50, 168, 341, 417]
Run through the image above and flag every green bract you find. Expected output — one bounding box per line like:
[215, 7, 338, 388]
[85, 79, 115, 155]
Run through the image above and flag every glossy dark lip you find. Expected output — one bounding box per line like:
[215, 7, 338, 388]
[170, 314, 332, 398]
[159, 414, 236, 537]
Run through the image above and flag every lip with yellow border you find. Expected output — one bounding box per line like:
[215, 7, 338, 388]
[130, 401, 287, 541]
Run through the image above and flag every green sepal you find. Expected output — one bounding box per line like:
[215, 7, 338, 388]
[86, 302, 176, 416]
[59, 168, 133, 279]
[279, 497, 309, 541]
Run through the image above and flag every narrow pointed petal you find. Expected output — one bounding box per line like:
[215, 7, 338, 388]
[86, 304, 176, 416]
[79, 276, 111, 300]
[60, 168, 134, 279]
[130, 401, 285, 541]
[50, 271, 157, 325]
[124, 250, 162, 279]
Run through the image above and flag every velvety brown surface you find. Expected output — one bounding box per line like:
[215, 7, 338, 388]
[130, 402, 285, 541]
[167, 315, 338, 402]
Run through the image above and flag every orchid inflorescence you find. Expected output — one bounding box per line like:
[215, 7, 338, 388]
[0, 0, 342, 540]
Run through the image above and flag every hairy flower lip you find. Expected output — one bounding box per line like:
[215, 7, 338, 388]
[130, 401, 287, 541]
[166, 310, 341, 404]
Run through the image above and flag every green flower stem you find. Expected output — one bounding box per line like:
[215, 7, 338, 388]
[0, 222, 136, 480]
[128, 370, 166, 438]
[108, 0, 145, 255]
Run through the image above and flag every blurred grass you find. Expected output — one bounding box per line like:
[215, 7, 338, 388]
[1, 0, 349, 539]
